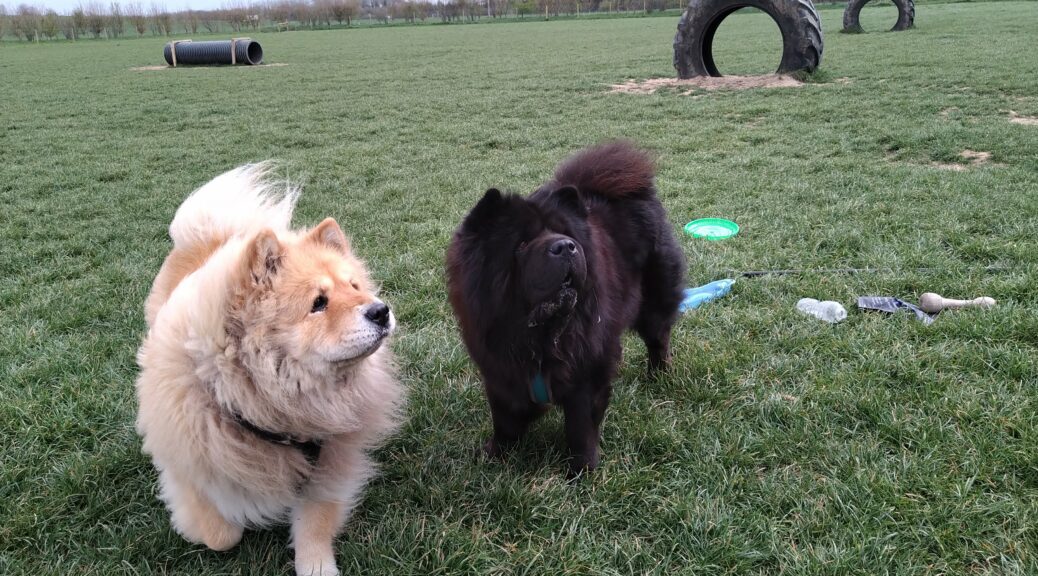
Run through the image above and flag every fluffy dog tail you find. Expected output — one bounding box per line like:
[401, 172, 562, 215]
[553, 140, 656, 199]
[168, 162, 299, 249]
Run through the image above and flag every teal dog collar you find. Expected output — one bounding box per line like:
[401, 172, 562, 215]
[530, 372, 552, 405]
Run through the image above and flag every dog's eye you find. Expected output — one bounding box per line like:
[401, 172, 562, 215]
[311, 295, 328, 313]
[351, 282, 360, 291]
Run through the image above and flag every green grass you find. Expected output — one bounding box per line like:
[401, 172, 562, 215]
[2, 2, 1037, 574]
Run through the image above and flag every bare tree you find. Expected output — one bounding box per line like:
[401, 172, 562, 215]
[392, 0, 419, 23]
[61, 14, 77, 38]
[13, 4, 40, 40]
[311, 0, 329, 26]
[184, 8, 198, 32]
[327, 0, 357, 25]
[71, 7, 86, 36]
[108, 2, 123, 36]
[200, 9, 217, 31]
[82, 2, 105, 38]
[264, 0, 289, 27]
[126, 2, 146, 35]
[41, 8, 58, 38]
[149, 3, 171, 35]
[291, 0, 314, 28]
[312, 0, 333, 26]
[0, 4, 8, 41]
[221, 1, 247, 31]
[159, 9, 171, 34]
[327, 0, 344, 24]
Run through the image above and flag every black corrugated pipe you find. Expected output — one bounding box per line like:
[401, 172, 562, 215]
[163, 39, 264, 66]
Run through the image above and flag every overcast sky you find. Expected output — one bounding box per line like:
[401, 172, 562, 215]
[12, 0, 230, 13]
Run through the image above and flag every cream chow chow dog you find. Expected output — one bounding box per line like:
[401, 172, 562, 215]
[136, 164, 404, 576]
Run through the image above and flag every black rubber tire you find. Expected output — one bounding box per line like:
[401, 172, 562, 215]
[842, 0, 914, 32]
[673, 0, 823, 78]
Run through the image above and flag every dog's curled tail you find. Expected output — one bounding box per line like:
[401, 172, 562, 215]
[168, 162, 299, 249]
[554, 140, 656, 199]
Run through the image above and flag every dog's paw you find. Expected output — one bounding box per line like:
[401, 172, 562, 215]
[482, 437, 506, 459]
[567, 449, 600, 480]
[203, 522, 244, 552]
[295, 558, 340, 576]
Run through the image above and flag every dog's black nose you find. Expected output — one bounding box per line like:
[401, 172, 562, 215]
[548, 238, 577, 256]
[364, 302, 390, 328]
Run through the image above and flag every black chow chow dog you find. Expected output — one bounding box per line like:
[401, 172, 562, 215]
[446, 141, 686, 476]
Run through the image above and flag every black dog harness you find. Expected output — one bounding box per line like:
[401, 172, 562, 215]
[231, 412, 323, 466]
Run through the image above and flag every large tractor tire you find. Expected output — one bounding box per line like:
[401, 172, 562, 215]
[842, 0, 914, 33]
[674, 0, 823, 78]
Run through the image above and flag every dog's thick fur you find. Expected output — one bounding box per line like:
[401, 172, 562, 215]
[446, 141, 686, 476]
[136, 164, 404, 576]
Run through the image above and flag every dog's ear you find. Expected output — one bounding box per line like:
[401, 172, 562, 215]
[554, 185, 588, 218]
[244, 229, 283, 286]
[308, 217, 350, 254]
[461, 188, 506, 232]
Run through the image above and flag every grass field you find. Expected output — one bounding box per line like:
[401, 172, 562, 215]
[2, 2, 1038, 574]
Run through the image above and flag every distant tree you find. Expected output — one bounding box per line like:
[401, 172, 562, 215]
[291, 0, 314, 28]
[264, 0, 289, 25]
[398, 0, 419, 22]
[13, 4, 40, 40]
[158, 9, 171, 34]
[41, 8, 58, 38]
[372, 5, 387, 23]
[108, 2, 123, 36]
[126, 2, 146, 35]
[184, 8, 198, 32]
[0, 4, 8, 41]
[221, 1, 247, 31]
[71, 7, 86, 36]
[326, 0, 345, 25]
[311, 0, 330, 26]
[83, 2, 105, 37]
[196, 9, 216, 32]
[342, 0, 358, 25]
[61, 14, 77, 38]
[327, 0, 352, 25]
[149, 3, 171, 35]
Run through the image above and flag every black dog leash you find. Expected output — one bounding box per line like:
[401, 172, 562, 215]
[730, 265, 1010, 278]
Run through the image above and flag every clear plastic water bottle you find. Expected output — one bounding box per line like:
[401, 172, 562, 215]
[680, 279, 735, 312]
[796, 298, 847, 323]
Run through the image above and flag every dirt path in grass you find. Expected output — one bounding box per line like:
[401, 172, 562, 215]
[609, 75, 803, 94]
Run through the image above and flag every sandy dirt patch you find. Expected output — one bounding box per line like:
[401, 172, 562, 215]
[1009, 111, 1038, 126]
[131, 63, 288, 71]
[930, 150, 995, 171]
[609, 74, 803, 95]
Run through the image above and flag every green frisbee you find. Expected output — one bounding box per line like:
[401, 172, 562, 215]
[684, 218, 739, 240]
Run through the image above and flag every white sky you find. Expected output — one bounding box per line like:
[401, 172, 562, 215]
[7, 0, 229, 13]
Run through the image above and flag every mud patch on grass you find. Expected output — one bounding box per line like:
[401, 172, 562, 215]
[609, 75, 803, 95]
[1009, 111, 1038, 126]
[930, 150, 997, 171]
[131, 63, 288, 71]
